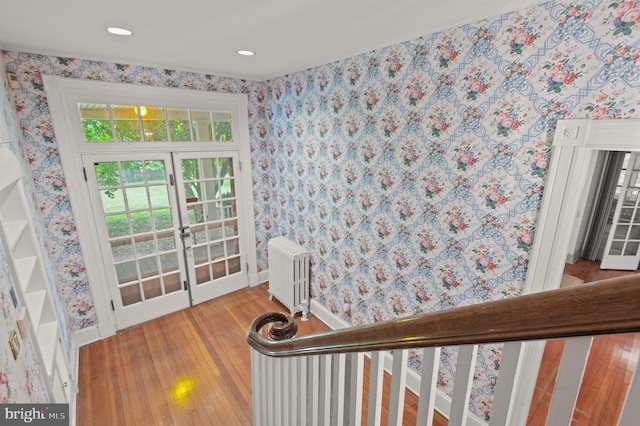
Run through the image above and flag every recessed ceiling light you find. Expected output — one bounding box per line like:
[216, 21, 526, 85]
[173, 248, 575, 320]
[107, 27, 133, 36]
[237, 50, 255, 56]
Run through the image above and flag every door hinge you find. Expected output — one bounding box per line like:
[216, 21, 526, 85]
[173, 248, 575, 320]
[184, 280, 189, 290]
[110, 300, 115, 311]
[169, 174, 175, 186]
[246, 262, 249, 273]
[239, 161, 242, 172]
[82, 167, 88, 182]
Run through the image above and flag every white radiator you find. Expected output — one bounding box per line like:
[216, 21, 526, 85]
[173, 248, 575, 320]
[268, 237, 310, 321]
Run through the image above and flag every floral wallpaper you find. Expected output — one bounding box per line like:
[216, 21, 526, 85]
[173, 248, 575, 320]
[3, 0, 640, 419]
[0, 66, 49, 403]
[255, 0, 640, 418]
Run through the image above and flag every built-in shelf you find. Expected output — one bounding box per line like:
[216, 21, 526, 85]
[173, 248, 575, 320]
[0, 147, 72, 403]
[4, 220, 28, 252]
[37, 321, 59, 378]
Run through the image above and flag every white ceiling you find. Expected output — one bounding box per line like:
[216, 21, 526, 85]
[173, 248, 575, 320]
[0, 0, 545, 81]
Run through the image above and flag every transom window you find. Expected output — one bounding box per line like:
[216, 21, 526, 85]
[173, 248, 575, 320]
[78, 103, 233, 143]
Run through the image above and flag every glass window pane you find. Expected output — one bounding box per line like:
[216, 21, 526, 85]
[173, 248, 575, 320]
[195, 228, 207, 244]
[138, 257, 159, 277]
[195, 264, 210, 284]
[157, 234, 176, 252]
[121, 161, 144, 185]
[623, 189, 639, 206]
[120, 284, 142, 306]
[167, 108, 192, 141]
[126, 187, 149, 210]
[135, 237, 156, 256]
[225, 220, 238, 238]
[209, 242, 225, 260]
[620, 208, 634, 223]
[145, 160, 166, 183]
[143, 277, 163, 300]
[106, 214, 129, 238]
[153, 209, 173, 231]
[164, 273, 181, 293]
[79, 103, 113, 142]
[222, 178, 235, 198]
[205, 202, 222, 221]
[223, 199, 236, 219]
[182, 159, 199, 180]
[115, 261, 138, 284]
[212, 260, 226, 279]
[624, 241, 640, 256]
[140, 106, 167, 142]
[111, 239, 134, 262]
[213, 111, 233, 141]
[112, 105, 142, 141]
[609, 241, 624, 256]
[203, 181, 219, 201]
[226, 237, 240, 255]
[199, 159, 218, 179]
[191, 109, 212, 141]
[630, 225, 640, 240]
[228, 257, 241, 275]
[193, 246, 209, 265]
[614, 225, 629, 239]
[131, 211, 152, 233]
[208, 225, 223, 242]
[189, 205, 206, 224]
[149, 186, 169, 208]
[101, 189, 125, 213]
[95, 162, 121, 187]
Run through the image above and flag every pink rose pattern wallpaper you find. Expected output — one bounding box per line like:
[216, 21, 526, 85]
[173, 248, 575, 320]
[2, 0, 640, 417]
[0, 71, 50, 403]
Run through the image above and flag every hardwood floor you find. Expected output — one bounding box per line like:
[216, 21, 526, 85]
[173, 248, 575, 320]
[77, 263, 637, 425]
[527, 259, 640, 426]
[76, 284, 446, 425]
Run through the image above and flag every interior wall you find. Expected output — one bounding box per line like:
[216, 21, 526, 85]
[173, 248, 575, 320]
[0, 58, 51, 404]
[258, 0, 640, 416]
[2, 0, 640, 417]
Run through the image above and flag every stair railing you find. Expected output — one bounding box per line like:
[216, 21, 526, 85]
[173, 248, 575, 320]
[246, 274, 640, 425]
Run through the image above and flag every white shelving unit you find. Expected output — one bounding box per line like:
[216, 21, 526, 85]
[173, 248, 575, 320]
[0, 147, 72, 403]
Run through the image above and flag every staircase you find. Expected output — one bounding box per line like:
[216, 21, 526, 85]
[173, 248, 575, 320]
[246, 274, 640, 425]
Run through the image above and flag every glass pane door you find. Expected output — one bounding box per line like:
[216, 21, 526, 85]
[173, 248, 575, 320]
[601, 152, 640, 270]
[85, 154, 190, 328]
[175, 152, 246, 304]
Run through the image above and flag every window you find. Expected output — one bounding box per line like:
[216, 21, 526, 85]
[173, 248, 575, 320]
[78, 103, 234, 143]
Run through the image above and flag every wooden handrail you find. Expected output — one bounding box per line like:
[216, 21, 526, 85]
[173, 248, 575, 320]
[246, 274, 640, 357]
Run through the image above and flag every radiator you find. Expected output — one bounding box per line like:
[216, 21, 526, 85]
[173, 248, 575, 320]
[267, 237, 310, 321]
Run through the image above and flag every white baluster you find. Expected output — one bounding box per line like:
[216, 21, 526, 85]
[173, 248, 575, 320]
[309, 355, 320, 426]
[619, 346, 640, 425]
[299, 356, 308, 426]
[346, 352, 364, 426]
[320, 354, 333, 426]
[489, 341, 522, 426]
[331, 353, 347, 426]
[416, 347, 441, 426]
[449, 345, 478, 426]
[368, 351, 385, 426]
[547, 336, 592, 425]
[388, 349, 408, 426]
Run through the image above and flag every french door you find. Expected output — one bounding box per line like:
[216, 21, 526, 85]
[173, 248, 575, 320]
[84, 151, 246, 328]
[601, 152, 640, 270]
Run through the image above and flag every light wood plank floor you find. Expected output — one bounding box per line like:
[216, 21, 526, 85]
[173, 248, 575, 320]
[527, 259, 640, 426]
[77, 266, 637, 425]
[76, 283, 446, 425]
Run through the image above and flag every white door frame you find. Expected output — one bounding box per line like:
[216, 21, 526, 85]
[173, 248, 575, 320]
[44, 76, 258, 343]
[507, 118, 640, 425]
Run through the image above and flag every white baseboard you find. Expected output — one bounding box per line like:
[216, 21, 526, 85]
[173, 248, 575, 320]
[73, 324, 102, 347]
[256, 270, 269, 286]
[309, 298, 486, 426]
